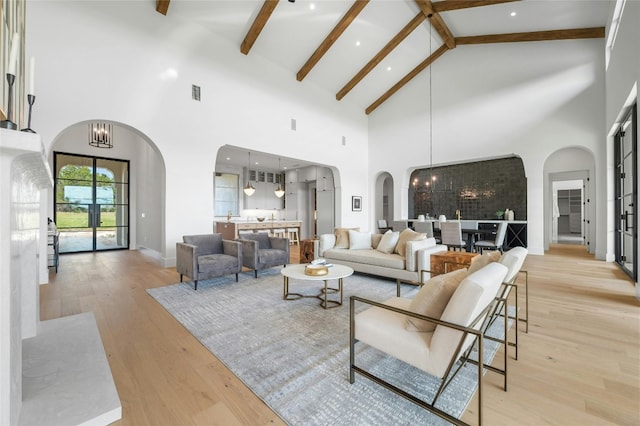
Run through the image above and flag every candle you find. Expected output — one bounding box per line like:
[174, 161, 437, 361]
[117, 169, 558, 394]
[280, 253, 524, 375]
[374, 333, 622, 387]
[28, 57, 35, 95]
[7, 32, 20, 76]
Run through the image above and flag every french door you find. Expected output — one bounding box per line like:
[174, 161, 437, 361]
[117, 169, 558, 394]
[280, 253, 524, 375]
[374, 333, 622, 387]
[54, 152, 130, 253]
[614, 104, 637, 280]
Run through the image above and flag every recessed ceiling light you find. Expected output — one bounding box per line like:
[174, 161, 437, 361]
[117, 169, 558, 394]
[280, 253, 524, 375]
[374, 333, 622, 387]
[510, 11, 516, 17]
[309, 3, 315, 10]
[356, 41, 360, 47]
[226, 157, 230, 161]
[387, 66, 391, 71]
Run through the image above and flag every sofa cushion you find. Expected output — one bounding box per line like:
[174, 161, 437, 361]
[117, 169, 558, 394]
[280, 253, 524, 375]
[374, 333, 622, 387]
[394, 228, 426, 257]
[405, 269, 468, 332]
[377, 230, 400, 254]
[243, 232, 271, 249]
[467, 250, 501, 274]
[349, 230, 372, 250]
[334, 227, 359, 248]
[184, 234, 223, 257]
[258, 248, 287, 265]
[198, 253, 238, 274]
[324, 248, 405, 270]
[499, 247, 528, 283]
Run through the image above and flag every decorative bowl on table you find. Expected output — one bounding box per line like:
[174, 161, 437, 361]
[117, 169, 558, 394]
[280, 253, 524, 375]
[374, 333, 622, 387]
[305, 264, 329, 276]
[256, 217, 265, 222]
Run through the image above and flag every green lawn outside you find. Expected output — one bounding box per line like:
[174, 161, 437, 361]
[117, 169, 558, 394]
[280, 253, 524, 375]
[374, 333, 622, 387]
[56, 211, 117, 229]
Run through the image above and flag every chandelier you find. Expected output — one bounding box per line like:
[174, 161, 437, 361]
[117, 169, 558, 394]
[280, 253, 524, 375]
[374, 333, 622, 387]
[89, 122, 113, 148]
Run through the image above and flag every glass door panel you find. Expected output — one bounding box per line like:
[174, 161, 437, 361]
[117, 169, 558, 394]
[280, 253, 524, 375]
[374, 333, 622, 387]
[614, 104, 637, 281]
[54, 152, 129, 253]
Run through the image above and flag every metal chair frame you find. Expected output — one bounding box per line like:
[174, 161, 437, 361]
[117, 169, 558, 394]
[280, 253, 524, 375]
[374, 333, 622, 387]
[350, 295, 508, 426]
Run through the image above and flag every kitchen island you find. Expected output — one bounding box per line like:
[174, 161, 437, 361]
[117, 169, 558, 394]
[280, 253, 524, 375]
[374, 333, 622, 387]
[215, 220, 302, 240]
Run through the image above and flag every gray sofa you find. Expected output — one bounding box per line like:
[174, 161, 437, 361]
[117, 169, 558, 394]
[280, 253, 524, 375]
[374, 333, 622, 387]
[316, 231, 447, 285]
[237, 233, 290, 278]
[176, 234, 243, 290]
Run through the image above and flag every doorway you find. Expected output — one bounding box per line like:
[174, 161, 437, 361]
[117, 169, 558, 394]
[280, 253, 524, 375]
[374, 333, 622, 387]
[614, 104, 637, 280]
[54, 152, 130, 253]
[553, 180, 585, 245]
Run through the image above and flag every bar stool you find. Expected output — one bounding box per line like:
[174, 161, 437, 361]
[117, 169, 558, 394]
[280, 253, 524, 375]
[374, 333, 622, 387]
[272, 228, 286, 238]
[287, 227, 299, 245]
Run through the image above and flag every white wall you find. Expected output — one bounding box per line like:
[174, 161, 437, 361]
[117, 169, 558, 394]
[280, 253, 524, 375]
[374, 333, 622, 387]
[368, 37, 606, 256]
[27, 1, 369, 266]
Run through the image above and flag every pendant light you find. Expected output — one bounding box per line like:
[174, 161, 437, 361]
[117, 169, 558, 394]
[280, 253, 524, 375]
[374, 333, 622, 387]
[274, 157, 285, 198]
[243, 152, 256, 196]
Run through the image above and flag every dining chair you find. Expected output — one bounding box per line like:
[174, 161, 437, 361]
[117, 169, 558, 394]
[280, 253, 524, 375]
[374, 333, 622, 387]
[377, 219, 391, 233]
[412, 221, 434, 238]
[474, 222, 507, 254]
[440, 221, 467, 251]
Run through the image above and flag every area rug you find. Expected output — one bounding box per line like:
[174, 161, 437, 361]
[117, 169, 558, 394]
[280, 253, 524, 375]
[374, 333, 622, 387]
[148, 269, 507, 425]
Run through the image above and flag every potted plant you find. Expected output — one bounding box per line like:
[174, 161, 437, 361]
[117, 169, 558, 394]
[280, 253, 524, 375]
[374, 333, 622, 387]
[495, 210, 504, 220]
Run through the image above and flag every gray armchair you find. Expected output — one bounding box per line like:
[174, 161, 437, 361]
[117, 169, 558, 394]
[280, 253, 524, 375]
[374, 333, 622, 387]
[237, 233, 289, 278]
[176, 234, 242, 290]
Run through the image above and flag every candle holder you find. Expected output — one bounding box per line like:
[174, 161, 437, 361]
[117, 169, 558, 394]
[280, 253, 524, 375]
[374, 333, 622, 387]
[21, 94, 36, 133]
[0, 73, 17, 130]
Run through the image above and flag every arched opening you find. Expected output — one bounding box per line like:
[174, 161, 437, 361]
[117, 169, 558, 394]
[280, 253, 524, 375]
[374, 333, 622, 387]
[544, 147, 595, 253]
[374, 172, 393, 233]
[48, 121, 166, 261]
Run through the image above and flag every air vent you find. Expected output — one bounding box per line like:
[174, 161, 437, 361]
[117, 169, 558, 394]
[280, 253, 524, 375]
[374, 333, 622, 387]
[291, 118, 296, 131]
[192, 84, 201, 101]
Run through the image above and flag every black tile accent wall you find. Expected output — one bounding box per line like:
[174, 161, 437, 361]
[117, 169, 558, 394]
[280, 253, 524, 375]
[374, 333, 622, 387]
[409, 156, 527, 221]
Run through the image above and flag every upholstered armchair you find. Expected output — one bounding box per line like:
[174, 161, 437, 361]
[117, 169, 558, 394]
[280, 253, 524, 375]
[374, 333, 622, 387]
[350, 262, 508, 425]
[237, 233, 289, 278]
[176, 234, 243, 290]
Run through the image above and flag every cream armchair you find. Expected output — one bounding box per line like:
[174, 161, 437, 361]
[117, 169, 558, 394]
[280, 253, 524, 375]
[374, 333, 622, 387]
[350, 262, 508, 425]
[176, 234, 242, 290]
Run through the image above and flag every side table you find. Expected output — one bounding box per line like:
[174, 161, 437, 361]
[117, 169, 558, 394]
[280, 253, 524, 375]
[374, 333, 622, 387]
[429, 251, 479, 277]
[300, 239, 317, 263]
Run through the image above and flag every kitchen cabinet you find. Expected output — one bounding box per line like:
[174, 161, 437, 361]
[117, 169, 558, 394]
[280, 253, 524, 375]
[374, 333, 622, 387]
[245, 169, 284, 210]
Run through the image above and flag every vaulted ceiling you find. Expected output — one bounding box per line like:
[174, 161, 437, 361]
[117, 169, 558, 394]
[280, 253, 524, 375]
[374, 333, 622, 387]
[154, 0, 608, 116]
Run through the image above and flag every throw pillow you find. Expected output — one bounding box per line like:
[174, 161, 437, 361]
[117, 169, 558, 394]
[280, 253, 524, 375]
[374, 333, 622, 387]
[334, 227, 359, 248]
[467, 250, 501, 274]
[348, 230, 372, 250]
[376, 230, 399, 254]
[405, 268, 469, 332]
[371, 233, 383, 249]
[394, 228, 426, 257]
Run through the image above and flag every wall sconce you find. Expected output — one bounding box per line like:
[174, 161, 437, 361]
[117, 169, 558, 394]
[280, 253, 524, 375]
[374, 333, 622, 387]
[89, 122, 113, 148]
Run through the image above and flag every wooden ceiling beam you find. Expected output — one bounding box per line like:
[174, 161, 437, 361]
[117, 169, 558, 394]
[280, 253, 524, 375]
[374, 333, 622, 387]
[366, 44, 449, 115]
[415, 1, 456, 49]
[433, 0, 520, 13]
[297, 0, 369, 82]
[455, 27, 605, 45]
[156, 0, 170, 16]
[241, 0, 280, 55]
[337, 12, 426, 101]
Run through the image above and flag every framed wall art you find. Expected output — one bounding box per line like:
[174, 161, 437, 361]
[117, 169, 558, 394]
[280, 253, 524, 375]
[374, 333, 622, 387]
[352, 196, 362, 212]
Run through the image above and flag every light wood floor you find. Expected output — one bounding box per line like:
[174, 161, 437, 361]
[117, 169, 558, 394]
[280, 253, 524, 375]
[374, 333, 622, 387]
[42, 244, 640, 425]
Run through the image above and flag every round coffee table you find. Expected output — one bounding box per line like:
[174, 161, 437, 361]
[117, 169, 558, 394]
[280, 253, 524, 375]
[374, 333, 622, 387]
[280, 264, 354, 309]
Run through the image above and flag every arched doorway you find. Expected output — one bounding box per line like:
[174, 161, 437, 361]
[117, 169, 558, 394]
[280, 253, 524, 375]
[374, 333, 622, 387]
[49, 121, 166, 258]
[544, 147, 595, 253]
[375, 172, 393, 232]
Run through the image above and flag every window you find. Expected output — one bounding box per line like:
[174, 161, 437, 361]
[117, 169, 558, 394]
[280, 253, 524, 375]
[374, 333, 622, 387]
[214, 173, 239, 217]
